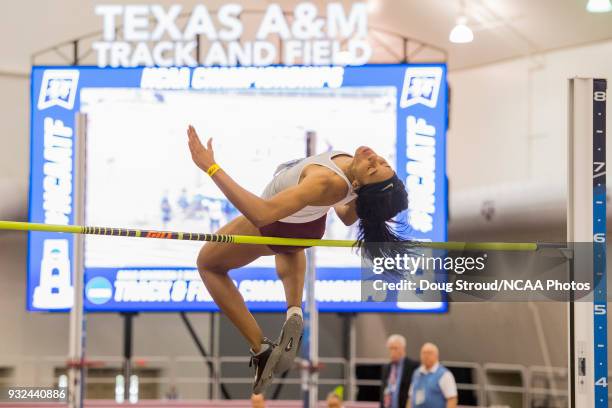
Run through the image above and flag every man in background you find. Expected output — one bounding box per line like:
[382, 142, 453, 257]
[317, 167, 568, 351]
[408, 343, 458, 408]
[380, 334, 418, 408]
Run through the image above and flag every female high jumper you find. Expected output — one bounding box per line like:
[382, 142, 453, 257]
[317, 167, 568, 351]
[187, 125, 408, 394]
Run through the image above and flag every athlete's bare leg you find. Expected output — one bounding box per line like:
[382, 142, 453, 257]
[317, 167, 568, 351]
[197, 216, 274, 352]
[275, 250, 306, 309]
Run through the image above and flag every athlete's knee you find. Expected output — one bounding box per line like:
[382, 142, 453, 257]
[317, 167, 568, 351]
[197, 248, 228, 277]
[275, 251, 305, 279]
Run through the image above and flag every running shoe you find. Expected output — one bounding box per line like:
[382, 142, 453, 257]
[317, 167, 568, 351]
[250, 338, 280, 394]
[274, 313, 304, 374]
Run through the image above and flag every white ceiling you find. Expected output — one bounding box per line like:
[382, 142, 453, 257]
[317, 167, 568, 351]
[2, 0, 612, 72]
[383, 0, 612, 70]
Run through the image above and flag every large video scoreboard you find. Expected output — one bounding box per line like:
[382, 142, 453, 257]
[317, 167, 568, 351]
[28, 64, 447, 312]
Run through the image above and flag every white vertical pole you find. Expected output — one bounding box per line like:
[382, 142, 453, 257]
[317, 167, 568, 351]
[213, 312, 220, 400]
[567, 78, 608, 408]
[304, 249, 318, 408]
[348, 315, 357, 401]
[302, 131, 318, 408]
[68, 113, 87, 408]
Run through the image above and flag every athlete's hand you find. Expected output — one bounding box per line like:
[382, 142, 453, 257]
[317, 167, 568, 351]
[187, 125, 216, 172]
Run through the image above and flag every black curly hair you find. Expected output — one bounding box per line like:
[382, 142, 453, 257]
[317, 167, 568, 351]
[354, 173, 409, 259]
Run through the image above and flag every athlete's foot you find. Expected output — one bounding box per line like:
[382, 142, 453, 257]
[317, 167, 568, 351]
[250, 338, 280, 394]
[274, 311, 304, 374]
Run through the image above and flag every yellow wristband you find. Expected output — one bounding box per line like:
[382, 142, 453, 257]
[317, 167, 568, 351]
[206, 163, 221, 177]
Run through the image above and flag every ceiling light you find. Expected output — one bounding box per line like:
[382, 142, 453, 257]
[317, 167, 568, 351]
[587, 0, 612, 12]
[449, 17, 474, 43]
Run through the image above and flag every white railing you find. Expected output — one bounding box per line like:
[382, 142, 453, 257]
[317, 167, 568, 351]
[0, 355, 603, 407]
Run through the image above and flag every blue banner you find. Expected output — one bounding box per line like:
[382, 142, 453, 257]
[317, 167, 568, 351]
[28, 64, 448, 312]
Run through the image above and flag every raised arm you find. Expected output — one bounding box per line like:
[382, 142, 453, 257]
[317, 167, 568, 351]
[187, 126, 329, 227]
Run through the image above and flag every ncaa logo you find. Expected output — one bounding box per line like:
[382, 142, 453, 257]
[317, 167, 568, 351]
[37, 70, 80, 110]
[85, 277, 113, 305]
[399, 67, 443, 109]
